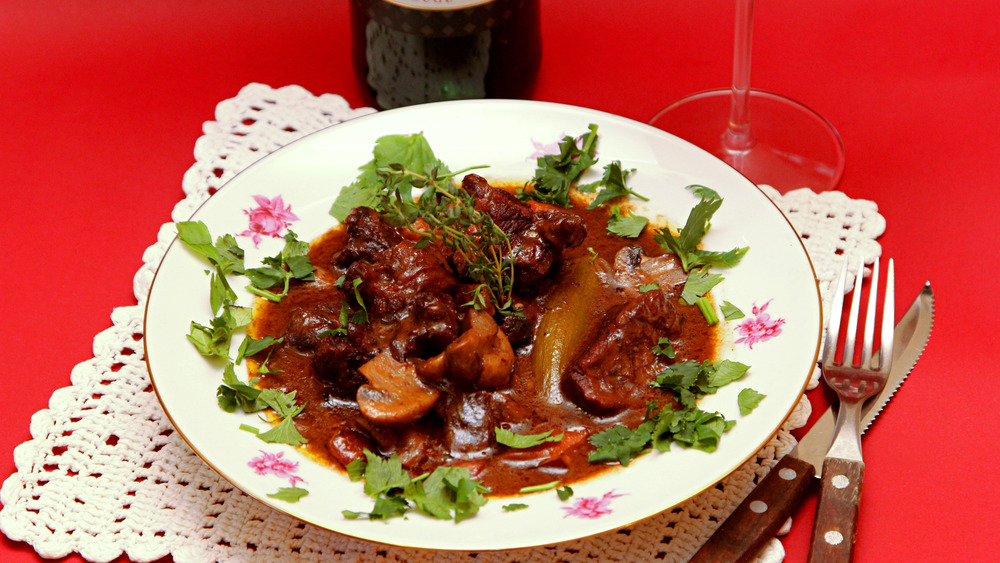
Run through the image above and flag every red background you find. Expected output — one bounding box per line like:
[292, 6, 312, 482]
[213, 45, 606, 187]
[3, 1, 998, 561]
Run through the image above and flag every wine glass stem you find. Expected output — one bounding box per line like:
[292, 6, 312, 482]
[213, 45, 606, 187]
[724, 0, 756, 152]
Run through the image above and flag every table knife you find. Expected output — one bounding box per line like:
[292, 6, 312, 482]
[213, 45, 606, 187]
[689, 281, 934, 563]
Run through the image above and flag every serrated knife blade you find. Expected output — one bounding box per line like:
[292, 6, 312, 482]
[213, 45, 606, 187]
[689, 281, 934, 563]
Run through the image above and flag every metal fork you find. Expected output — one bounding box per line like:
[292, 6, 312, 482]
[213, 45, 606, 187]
[809, 257, 894, 562]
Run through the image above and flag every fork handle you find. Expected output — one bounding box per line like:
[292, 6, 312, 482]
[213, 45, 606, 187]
[808, 457, 865, 562]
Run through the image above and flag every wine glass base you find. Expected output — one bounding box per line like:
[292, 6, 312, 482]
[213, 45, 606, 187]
[649, 89, 845, 193]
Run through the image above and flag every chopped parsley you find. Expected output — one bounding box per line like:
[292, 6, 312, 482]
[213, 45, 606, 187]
[343, 450, 490, 522]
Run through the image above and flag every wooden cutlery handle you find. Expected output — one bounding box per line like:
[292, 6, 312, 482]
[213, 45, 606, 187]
[809, 457, 865, 562]
[690, 455, 816, 563]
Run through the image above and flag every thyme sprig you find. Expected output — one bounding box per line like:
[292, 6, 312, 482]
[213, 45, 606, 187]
[376, 162, 519, 316]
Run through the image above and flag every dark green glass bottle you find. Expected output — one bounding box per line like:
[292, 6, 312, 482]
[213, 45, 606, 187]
[350, 0, 542, 109]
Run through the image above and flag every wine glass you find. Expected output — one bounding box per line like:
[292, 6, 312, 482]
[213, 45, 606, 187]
[650, 0, 845, 193]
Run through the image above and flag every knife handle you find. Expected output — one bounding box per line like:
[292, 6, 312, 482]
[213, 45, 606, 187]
[689, 455, 817, 563]
[808, 457, 865, 562]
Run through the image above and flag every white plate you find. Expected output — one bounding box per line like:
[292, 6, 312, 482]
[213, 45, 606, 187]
[144, 99, 821, 551]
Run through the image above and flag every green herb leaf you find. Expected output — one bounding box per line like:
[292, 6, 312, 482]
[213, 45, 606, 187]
[217, 362, 266, 413]
[721, 301, 746, 320]
[586, 161, 647, 209]
[521, 124, 599, 207]
[235, 335, 282, 364]
[652, 337, 676, 359]
[556, 485, 574, 501]
[587, 421, 655, 466]
[738, 388, 766, 415]
[405, 465, 490, 522]
[503, 503, 529, 512]
[267, 487, 309, 503]
[495, 427, 564, 449]
[680, 269, 723, 305]
[607, 205, 649, 238]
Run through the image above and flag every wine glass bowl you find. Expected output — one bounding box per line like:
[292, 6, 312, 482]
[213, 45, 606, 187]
[650, 88, 845, 193]
[649, 0, 845, 194]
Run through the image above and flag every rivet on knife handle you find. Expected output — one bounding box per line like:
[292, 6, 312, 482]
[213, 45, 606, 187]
[809, 457, 863, 562]
[689, 455, 817, 563]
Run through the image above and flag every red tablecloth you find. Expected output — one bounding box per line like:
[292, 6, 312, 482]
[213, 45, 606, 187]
[3, 1, 998, 561]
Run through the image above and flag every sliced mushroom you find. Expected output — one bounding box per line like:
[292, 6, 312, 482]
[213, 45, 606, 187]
[356, 352, 440, 426]
[440, 309, 515, 390]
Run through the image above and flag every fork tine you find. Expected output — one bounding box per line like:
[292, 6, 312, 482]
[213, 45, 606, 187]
[861, 257, 880, 367]
[825, 258, 849, 365]
[843, 259, 865, 367]
[880, 258, 895, 372]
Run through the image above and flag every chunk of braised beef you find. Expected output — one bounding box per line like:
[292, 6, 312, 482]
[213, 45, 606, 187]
[344, 241, 458, 319]
[461, 173, 586, 286]
[383, 291, 460, 359]
[311, 324, 377, 399]
[533, 207, 587, 249]
[499, 303, 536, 348]
[562, 290, 682, 415]
[462, 174, 534, 234]
[333, 206, 403, 267]
[283, 303, 342, 352]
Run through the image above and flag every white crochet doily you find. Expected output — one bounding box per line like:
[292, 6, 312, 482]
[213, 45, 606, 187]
[0, 83, 884, 563]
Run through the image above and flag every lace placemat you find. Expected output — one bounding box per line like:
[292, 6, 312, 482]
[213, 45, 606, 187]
[1, 83, 884, 563]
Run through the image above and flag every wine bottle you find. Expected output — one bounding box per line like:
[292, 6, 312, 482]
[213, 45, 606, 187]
[349, 0, 542, 110]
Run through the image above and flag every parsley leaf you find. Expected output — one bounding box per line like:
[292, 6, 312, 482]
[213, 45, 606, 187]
[495, 427, 564, 449]
[721, 301, 746, 320]
[521, 125, 599, 207]
[587, 421, 655, 466]
[738, 388, 766, 415]
[405, 466, 490, 523]
[255, 389, 307, 446]
[344, 450, 491, 522]
[607, 205, 649, 238]
[245, 231, 316, 303]
[187, 305, 252, 359]
[330, 133, 450, 222]
[267, 487, 308, 503]
[586, 161, 647, 209]
[217, 362, 266, 413]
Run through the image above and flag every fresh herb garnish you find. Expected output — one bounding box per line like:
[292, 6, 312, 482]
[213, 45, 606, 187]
[343, 450, 490, 522]
[268, 487, 309, 503]
[653, 185, 748, 323]
[255, 389, 308, 446]
[330, 133, 519, 316]
[607, 205, 649, 238]
[518, 480, 561, 494]
[495, 427, 564, 449]
[721, 301, 746, 320]
[520, 124, 599, 207]
[187, 305, 252, 359]
[217, 362, 266, 413]
[738, 388, 766, 415]
[584, 161, 647, 209]
[556, 485, 574, 501]
[244, 231, 316, 303]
